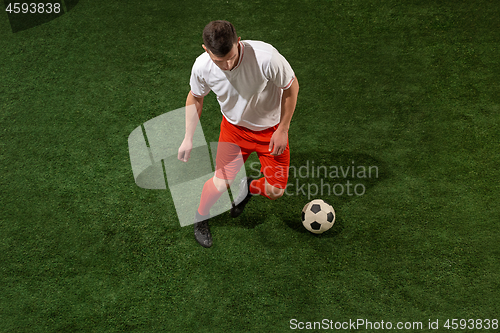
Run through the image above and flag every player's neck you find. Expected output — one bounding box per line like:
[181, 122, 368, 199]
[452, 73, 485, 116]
[231, 43, 241, 71]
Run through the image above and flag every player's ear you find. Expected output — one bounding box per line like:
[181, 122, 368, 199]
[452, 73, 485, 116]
[202, 44, 208, 53]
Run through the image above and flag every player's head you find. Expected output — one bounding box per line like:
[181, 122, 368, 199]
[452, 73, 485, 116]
[202, 21, 241, 71]
[203, 21, 238, 56]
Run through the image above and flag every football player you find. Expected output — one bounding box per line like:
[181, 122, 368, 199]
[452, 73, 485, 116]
[178, 20, 299, 247]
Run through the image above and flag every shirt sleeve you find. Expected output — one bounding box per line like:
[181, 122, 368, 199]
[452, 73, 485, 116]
[266, 48, 295, 90]
[189, 59, 211, 98]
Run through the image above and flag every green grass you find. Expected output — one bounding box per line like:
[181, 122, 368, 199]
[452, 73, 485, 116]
[1, 0, 499, 332]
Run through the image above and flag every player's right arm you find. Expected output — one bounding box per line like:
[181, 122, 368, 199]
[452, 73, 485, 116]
[178, 91, 204, 162]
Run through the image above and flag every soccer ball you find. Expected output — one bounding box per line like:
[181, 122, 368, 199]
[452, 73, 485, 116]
[301, 199, 335, 234]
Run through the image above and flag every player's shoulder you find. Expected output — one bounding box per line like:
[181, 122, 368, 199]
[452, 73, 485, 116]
[242, 40, 277, 55]
[191, 52, 214, 79]
[193, 52, 212, 69]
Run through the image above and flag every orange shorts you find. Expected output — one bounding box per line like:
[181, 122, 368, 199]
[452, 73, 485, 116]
[215, 117, 290, 189]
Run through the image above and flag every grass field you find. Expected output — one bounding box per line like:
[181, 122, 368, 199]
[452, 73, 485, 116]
[1, 0, 499, 332]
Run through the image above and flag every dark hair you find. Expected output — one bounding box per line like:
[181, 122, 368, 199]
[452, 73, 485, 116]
[203, 21, 238, 57]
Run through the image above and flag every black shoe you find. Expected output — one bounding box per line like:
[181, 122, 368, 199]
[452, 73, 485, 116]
[230, 177, 254, 218]
[194, 211, 212, 248]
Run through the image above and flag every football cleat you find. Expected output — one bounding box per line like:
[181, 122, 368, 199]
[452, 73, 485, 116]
[230, 177, 254, 218]
[193, 211, 212, 248]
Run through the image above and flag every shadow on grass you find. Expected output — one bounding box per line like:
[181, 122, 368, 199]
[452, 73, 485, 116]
[5, 0, 80, 33]
[212, 149, 390, 237]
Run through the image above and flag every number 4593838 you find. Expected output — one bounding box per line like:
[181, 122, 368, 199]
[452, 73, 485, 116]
[5, 3, 61, 14]
[444, 319, 498, 330]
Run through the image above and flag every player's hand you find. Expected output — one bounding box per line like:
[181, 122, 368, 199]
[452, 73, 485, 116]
[269, 128, 288, 156]
[178, 138, 193, 162]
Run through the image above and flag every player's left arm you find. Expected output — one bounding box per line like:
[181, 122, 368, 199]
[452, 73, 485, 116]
[270, 77, 299, 156]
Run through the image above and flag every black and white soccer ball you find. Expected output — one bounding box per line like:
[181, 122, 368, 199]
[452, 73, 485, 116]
[301, 199, 336, 234]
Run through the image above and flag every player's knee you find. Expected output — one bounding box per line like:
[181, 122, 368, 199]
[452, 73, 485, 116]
[213, 176, 233, 192]
[266, 186, 285, 200]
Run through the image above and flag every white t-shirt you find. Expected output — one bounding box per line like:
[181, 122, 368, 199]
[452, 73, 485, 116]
[189, 40, 295, 131]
